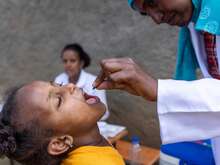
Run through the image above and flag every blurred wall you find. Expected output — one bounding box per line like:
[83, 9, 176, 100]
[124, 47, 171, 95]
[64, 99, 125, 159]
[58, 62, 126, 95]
[0, 0, 178, 147]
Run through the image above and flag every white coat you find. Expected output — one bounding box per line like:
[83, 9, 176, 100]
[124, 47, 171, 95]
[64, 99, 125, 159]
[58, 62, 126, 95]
[158, 22, 220, 164]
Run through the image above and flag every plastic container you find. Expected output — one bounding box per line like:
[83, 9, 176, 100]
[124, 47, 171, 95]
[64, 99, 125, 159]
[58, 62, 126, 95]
[129, 136, 142, 165]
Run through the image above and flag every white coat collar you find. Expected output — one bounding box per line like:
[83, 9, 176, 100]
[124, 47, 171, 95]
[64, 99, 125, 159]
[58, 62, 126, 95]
[76, 70, 87, 88]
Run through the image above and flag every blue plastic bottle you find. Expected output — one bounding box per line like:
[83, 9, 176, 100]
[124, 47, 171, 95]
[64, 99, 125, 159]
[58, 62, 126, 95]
[129, 136, 142, 165]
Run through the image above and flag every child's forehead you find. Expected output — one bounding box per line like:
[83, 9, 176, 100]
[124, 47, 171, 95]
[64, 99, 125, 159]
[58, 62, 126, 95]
[27, 81, 49, 88]
[14, 81, 52, 125]
[19, 81, 49, 95]
[17, 81, 50, 111]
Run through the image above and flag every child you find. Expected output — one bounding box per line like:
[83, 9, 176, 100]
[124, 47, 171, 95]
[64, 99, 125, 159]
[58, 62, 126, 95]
[0, 81, 125, 165]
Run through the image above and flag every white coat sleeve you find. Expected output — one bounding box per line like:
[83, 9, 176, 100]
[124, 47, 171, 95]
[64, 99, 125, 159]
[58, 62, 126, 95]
[158, 78, 220, 144]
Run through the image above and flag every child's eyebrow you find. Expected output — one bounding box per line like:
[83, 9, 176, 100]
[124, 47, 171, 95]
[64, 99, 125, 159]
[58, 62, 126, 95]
[47, 81, 63, 101]
[49, 81, 55, 86]
[47, 91, 53, 102]
[47, 81, 55, 101]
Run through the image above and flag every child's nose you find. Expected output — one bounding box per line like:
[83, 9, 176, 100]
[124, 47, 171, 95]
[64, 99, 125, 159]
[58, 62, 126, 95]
[64, 83, 76, 93]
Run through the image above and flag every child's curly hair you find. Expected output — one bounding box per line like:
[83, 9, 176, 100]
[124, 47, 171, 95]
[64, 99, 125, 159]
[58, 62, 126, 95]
[0, 86, 67, 165]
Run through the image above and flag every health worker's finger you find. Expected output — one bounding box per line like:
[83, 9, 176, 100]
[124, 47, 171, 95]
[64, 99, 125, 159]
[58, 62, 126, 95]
[100, 60, 124, 73]
[93, 59, 125, 88]
[101, 57, 134, 65]
[93, 57, 135, 88]
[93, 70, 106, 88]
[108, 70, 130, 84]
[96, 80, 125, 90]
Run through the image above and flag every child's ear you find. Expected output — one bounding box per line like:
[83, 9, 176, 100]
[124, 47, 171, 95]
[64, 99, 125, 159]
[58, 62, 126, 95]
[47, 135, 73, 156]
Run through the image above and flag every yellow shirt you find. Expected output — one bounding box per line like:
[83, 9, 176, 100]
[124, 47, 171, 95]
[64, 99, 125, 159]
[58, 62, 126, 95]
[62, 146, 125, 165]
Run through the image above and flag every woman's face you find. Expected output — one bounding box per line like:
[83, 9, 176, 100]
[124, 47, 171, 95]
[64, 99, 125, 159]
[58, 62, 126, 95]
[134, 0, 193, 26]
[62, 50, 82, 79]
[16, 81, 106, 136]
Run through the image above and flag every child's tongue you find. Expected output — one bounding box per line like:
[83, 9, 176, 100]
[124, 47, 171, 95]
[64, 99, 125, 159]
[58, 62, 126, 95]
[86, 98, 97, 104]
[84, 93, 99, 104]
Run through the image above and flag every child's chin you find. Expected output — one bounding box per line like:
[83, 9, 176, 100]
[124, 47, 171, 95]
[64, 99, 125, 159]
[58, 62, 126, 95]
[92, 102, 106, 114]
[89, 102, 106, 114]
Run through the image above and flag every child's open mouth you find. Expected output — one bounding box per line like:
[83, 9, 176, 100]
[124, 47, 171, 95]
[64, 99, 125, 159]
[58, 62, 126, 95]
[84, 93, 100, 105]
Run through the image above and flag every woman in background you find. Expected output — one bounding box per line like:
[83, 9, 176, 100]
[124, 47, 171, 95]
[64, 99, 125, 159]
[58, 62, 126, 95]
[55, 43, 109, 120]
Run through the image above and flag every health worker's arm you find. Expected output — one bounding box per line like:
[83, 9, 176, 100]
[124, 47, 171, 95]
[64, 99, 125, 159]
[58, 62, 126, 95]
[158, 78, 220, 144]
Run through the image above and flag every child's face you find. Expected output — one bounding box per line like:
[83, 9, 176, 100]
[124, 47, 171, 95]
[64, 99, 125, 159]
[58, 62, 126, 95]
[16, 81, 106, 137]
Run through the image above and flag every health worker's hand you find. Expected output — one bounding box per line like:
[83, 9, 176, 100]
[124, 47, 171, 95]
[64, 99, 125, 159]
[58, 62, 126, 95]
[93, 58, 158, 101]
